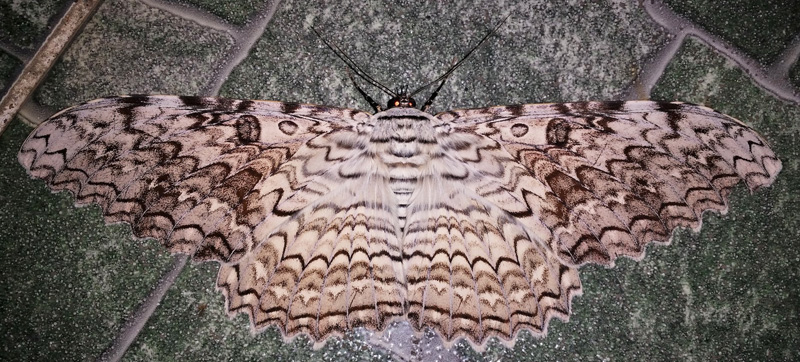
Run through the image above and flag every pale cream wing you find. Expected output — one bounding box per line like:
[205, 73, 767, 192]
[402, 127, 582, 349]
[216, 126, 407, 340]
[403, 100, 781, 349]
[439, 101, 781, 267]
[18, 95, 406, 342]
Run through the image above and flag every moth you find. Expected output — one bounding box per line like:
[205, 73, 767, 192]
[17, 22, 781, 351]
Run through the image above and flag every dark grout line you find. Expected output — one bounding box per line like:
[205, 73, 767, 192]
[200, 1, 282, 96]
[365, 335, 412, 362]
[96, 255, 189, 362]
[91, 2, 283, 360]
[769, 33, 800, 78]
[141, 0, 282, 97]
[0, 39, 32, 62]
[365, 321, 462, 361]
[638, 0, 800, 104]
[620, 33, 685, 101]
[0, 0, 103, 135]
[17, 100, 56, 127]
[139, 0, 238, 35]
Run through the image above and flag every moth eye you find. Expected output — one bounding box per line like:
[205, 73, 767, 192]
[395, 101, 400, 107]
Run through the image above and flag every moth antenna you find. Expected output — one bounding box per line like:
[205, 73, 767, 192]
[413, 14, 511, 110]
[311, 26, 396, 98]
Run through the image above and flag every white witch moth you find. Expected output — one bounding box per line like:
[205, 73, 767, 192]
[17, 27, 781, 350]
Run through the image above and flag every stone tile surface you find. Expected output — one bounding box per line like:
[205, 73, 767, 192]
[0, 0, 798, 360]
[664, 0, 800, 65]
[34, 0, 234, 109]
[0, 0, 70, 51]
[0, 50, 21, 91]
[124, 263, 395, 361]
[790, 60, 800, 88]
[0, 121, 176, 361]
[222, 1, 668, 111]
[179, 0, 266, 26]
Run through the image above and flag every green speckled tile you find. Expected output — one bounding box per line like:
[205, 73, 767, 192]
[0, 120, 177, 361]
[790, 60, 800, 89]
[34, 0, 234, 109]
[0, 50, 22, 92]
[178, 0, 268, 26]
[221, 1, 667, 111]
[123, 262, 396, 361]
[663, 0, 800, 65]
[651, 37, 798, 360]
[454, 36, 800, 359]
[0, 0, 70, 51]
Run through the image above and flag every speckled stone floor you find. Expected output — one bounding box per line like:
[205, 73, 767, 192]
[1, 0, 798, 361]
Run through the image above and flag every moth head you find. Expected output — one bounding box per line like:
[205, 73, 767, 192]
[387, 94, 416, 109]
[312, 16, 507, 113]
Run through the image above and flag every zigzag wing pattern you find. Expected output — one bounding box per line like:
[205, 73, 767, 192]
[399, 100, 781, 348]
[438, 101, 782, 267]
[401, 123, 581, 348]
[216, 121, 408, 340]
[19, 96, 360, 259]
[18, 95, 406, 340]
[18, 97, 781, 351]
